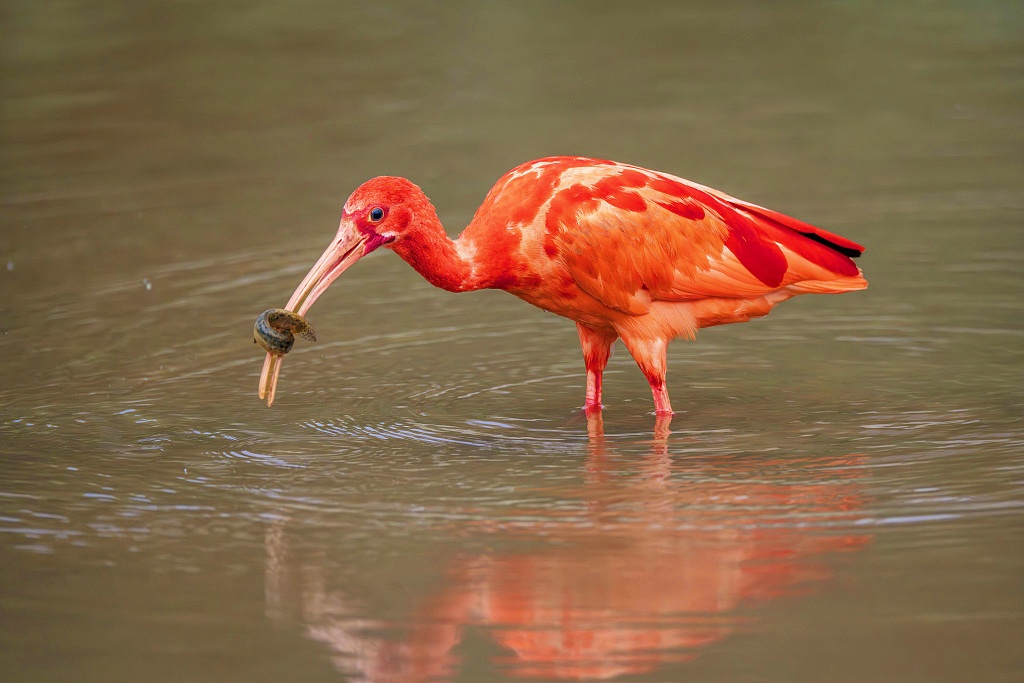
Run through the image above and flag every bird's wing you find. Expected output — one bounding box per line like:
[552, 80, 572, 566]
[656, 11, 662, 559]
[549, 168, 864, 314]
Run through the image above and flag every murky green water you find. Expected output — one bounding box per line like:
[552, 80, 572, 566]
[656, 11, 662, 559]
[2, 2, 1022, 681]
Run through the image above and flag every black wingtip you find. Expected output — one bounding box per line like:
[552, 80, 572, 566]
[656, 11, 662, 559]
[799, 231, 864, 259]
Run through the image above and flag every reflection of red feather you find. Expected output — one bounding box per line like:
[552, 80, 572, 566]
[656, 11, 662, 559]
[264, 445, 871, 682]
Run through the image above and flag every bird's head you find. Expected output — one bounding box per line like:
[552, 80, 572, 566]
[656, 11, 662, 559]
[283, 176, 429, 316]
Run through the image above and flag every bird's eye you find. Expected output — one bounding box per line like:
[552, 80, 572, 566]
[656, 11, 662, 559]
[369, 207, 385, 222]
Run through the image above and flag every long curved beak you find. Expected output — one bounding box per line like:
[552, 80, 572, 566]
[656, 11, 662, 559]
[258, 227, 368, 406]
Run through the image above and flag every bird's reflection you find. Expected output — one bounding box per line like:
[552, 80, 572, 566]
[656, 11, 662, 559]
[265, 415, 870, 681]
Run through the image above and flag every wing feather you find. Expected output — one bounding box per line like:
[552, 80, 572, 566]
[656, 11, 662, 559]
[547, 166, 865, 314]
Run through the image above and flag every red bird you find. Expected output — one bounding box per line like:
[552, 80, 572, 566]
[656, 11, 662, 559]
[258, 156, 866, 413]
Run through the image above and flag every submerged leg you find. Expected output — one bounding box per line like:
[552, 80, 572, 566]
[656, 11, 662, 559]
[621, 335, 674, 416]
[576, 323, 618, 413]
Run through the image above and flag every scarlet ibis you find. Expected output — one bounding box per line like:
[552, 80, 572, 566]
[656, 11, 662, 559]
[257, 156, 866, 413]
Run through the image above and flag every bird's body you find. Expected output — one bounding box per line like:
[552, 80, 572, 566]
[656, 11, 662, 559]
[258, 156, 866, 413]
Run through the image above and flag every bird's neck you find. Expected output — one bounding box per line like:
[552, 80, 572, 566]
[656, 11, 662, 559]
[390, 212, 480, 293]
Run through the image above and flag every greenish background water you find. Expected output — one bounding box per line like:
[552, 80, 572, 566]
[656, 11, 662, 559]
[2, 2, 1022, 681]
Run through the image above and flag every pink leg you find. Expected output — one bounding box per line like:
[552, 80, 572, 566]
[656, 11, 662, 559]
[621, 336, 674, 416]
[576, 323, 617, 413]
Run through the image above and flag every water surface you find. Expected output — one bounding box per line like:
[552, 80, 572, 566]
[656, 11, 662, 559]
[2, 2, 1022, 681]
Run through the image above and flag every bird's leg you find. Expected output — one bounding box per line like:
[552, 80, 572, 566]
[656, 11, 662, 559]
[651, 382, 673, 416]
[621, 336, 674, 416]
[576, 323, 617, 413]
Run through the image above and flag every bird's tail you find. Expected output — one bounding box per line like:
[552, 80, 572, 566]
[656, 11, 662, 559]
[787, 273, 868, 294]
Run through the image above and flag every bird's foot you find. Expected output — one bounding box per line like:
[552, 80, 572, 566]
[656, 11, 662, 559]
[653, 412, 673, 439]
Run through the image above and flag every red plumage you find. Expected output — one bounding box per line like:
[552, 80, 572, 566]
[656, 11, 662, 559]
[258, 156, 867, 414]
